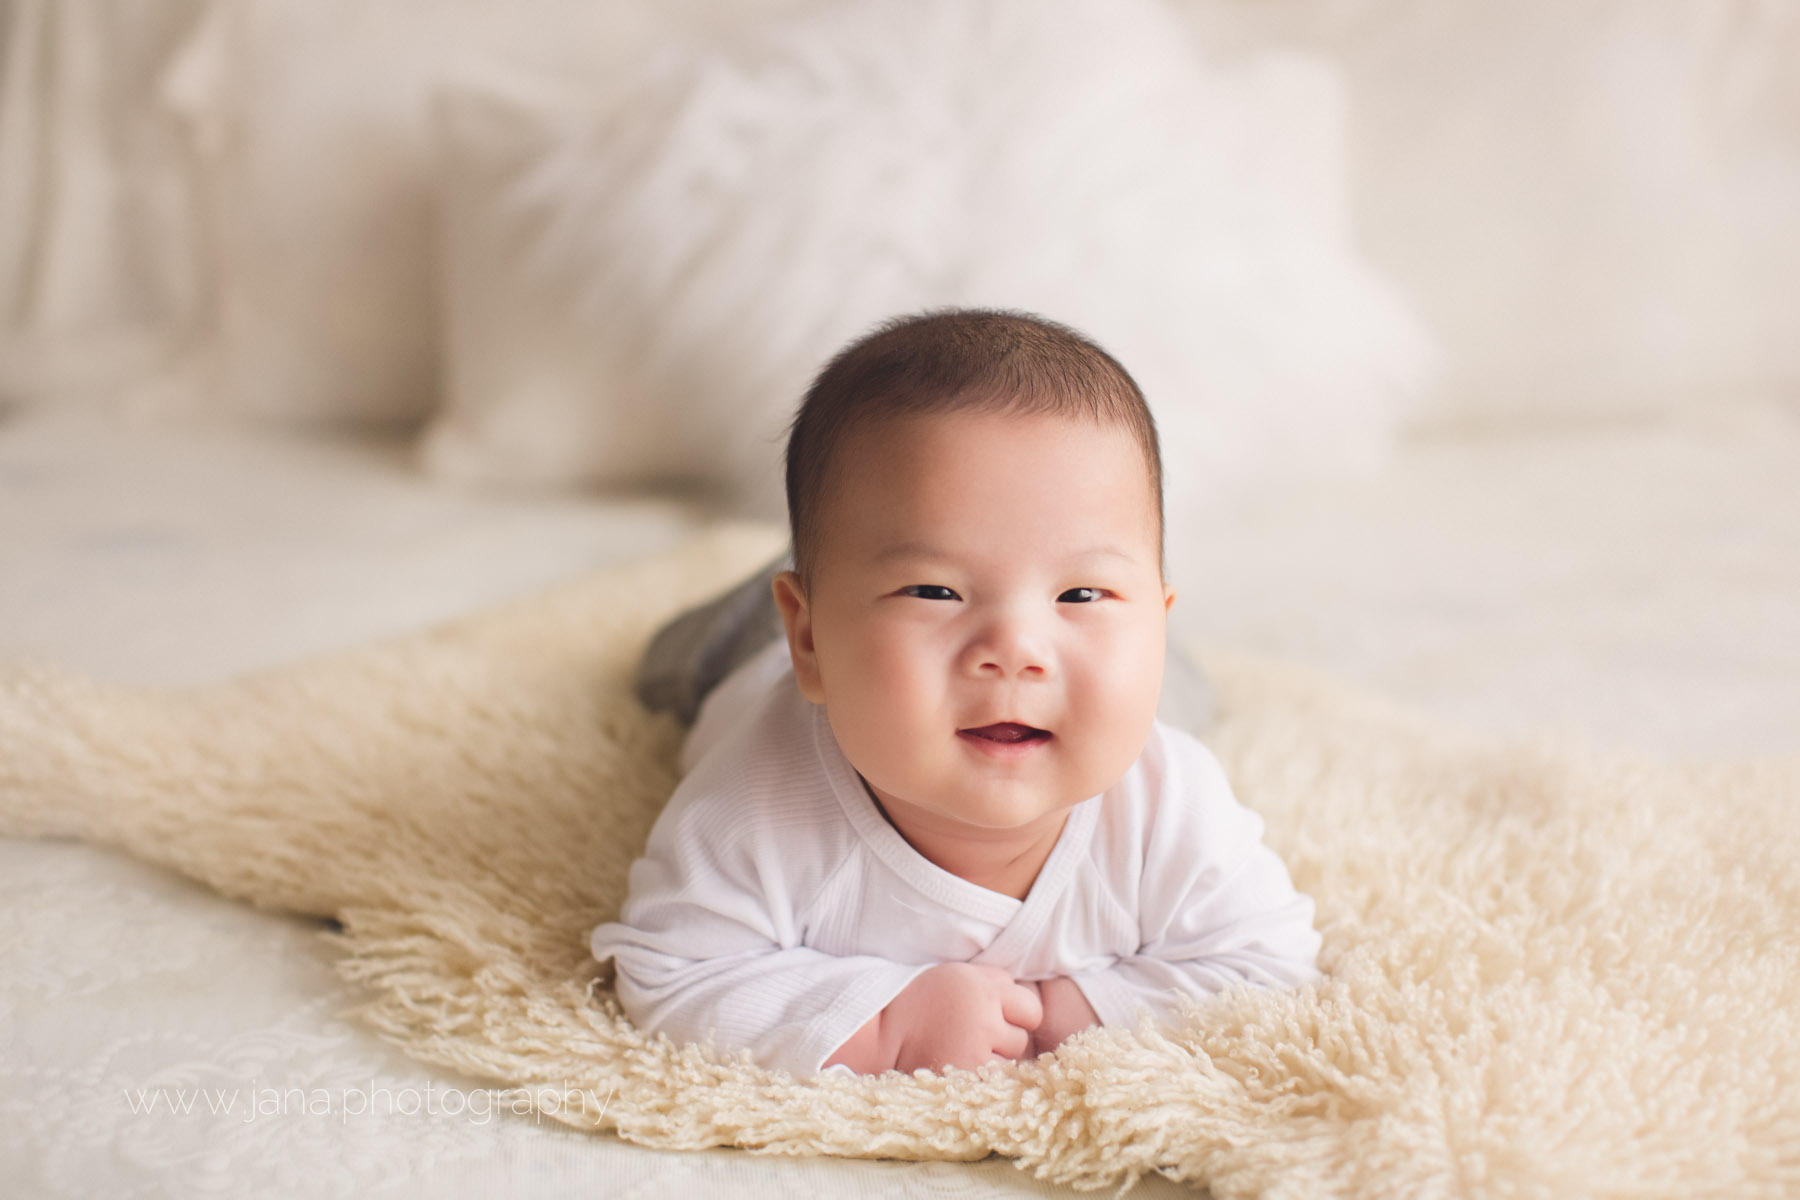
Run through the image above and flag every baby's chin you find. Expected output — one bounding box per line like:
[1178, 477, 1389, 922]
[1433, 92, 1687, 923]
[910, 782, 1088, 834]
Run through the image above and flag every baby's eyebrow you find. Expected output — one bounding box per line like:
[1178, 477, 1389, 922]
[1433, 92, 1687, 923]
[867, 541, 944, 565]
[867, 542, 1137, 566]
[1067, 546, 1138, 565]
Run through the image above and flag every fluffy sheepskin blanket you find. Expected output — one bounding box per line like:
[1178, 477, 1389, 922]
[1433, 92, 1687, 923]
[2, 524, 1796, 1197]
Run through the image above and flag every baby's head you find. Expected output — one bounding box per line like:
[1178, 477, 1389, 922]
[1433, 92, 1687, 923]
[772, 309, 1174, 842]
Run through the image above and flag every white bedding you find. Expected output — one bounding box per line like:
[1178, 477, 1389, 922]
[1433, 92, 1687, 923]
[3, 397, 1796, 1197]
[5, 0, 1798, 1191]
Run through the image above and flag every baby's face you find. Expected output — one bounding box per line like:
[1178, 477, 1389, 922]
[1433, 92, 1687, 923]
[775, 408, 1173, 846]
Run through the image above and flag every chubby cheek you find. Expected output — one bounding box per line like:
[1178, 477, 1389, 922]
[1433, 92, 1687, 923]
[1065, 623, 1165, 760]
[817, 622, 947, 760]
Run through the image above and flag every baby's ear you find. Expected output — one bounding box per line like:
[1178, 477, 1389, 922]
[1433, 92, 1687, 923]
[1163, 583, 1177, 612]
[771, 570, 826, 703]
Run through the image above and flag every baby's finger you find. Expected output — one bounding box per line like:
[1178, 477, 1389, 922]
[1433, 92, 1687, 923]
[992, 1020, 1033, 1061]
[999, 981, 1044, 1031]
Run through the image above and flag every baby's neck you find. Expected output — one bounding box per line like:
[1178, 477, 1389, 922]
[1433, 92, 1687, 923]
[862, 781, 1068, 901]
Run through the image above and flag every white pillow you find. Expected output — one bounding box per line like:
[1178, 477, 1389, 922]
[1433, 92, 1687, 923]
[1194, 0, 1800, 428]
[423, 0, 1433, 520]
[140, 0, 802, 427]
[0, 0, 209, 407]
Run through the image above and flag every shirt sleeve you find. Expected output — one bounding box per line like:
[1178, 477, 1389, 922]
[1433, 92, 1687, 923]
[590, 768, 928, 1078]
[1066, 729, 1323, 1029]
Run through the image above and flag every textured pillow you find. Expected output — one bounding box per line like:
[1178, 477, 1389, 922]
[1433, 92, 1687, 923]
[422, 0, 1433, 520]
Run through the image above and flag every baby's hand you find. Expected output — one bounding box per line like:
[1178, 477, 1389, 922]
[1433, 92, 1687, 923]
[826, 963, 1042, 1075]
[1027, 975, 1101, 1057]
[886, 963, 1044, 1072]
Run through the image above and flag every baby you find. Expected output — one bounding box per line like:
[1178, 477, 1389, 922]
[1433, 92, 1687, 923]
[591, 309, 1321, 1077]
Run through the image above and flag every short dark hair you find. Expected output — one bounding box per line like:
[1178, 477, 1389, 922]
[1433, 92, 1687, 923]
[783, 308, 1163, 587]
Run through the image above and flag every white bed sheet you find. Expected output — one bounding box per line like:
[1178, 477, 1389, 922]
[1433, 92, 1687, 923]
[3, 397, 1797, 1198]
[1171, 398, 1800, 762]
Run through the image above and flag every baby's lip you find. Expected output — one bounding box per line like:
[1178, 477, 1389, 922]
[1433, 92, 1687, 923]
[958, 721, 1052, 743]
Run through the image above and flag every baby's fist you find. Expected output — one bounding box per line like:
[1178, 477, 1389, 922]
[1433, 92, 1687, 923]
[885, 962, 1043, 1073]
[831, 964, 1051, 1072]
[1027, 975, 1101, 1057]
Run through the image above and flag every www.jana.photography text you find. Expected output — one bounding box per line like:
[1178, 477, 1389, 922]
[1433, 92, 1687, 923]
[122, 1080, 614, 1126]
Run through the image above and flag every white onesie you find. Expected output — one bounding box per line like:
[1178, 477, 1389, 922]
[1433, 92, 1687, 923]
[590, 639, 1321, 1078]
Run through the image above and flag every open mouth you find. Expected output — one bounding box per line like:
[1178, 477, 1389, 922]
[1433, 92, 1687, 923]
[958, 722, 1052, 744]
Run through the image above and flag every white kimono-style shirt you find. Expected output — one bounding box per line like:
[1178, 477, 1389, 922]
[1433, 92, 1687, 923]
[590, 640, 1321, 1078]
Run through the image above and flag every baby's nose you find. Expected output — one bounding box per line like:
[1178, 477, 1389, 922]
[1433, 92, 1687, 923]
[965, 619, 1052, 679]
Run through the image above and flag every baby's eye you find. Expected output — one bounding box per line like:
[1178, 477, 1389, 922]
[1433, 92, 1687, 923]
[900, 584, 961, 601]
[1058, 587, 1104, 603]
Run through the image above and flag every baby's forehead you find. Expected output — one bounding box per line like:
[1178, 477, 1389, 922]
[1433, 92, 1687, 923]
[836, 403, 1138, 458]
[830, 410, 1151, 507]
[823, 408, 1157, 534]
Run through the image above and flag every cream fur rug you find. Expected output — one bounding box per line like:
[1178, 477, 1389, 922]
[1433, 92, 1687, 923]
[3, 524, 1797, 1197]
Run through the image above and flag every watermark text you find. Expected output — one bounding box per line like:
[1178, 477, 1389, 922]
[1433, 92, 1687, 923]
[122, 1079, 613, 1126]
